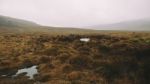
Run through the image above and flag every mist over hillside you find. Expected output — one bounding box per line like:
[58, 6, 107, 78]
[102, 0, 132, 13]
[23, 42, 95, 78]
[0, 15, 150, 34]
[0, 15, 101, 34]
[89, 19, 150, 31]
[0, 15, 39, 27]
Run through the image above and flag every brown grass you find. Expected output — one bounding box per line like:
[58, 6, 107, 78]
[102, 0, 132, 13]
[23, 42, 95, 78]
[0, 32, 150, 84]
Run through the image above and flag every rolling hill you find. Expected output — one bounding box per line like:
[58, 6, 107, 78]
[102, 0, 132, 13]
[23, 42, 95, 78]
[0, 15, 39, 27]
[0, 15, 150, 34]
[0, 15, 99, 34]
[89, 19, 150, 31]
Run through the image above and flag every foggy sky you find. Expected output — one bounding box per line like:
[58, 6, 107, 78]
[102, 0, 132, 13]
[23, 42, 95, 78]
[0, 0, 150, 27]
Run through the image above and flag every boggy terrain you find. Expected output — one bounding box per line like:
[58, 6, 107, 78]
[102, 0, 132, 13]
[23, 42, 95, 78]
[0, 32, 150, 84]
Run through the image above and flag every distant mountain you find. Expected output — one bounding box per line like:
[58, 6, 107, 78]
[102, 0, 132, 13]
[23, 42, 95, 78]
[0, 15, 99, 34]
[1, 15, 148, 34]
[89, 19, 150, 31]
[0, 15, 39, 27]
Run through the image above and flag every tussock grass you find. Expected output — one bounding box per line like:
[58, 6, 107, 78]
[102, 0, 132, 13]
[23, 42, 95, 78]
[0, 32, 150, 84]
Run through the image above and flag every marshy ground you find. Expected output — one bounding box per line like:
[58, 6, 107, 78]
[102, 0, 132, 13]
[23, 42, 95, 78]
[0, 32, 150, 84]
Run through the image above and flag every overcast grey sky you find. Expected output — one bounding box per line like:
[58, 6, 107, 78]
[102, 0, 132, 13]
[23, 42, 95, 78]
[0, 0, 150, 27]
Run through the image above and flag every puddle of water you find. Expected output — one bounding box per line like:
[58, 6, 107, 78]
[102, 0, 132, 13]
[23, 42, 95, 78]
[1, 75, 7, 77]
[80, 38, 90, 42]
[13, 65, 38, 79]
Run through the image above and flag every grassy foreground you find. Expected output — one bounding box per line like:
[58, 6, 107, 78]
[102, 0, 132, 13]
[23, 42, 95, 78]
[0, 32, 150, 84]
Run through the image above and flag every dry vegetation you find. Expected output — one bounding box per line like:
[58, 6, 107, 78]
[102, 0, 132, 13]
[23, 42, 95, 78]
[0, 32, 150, 84]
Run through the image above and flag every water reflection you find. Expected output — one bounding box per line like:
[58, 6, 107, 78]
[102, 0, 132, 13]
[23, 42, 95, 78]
[80, 38, 90, 42]
[14, 65, 38, 79]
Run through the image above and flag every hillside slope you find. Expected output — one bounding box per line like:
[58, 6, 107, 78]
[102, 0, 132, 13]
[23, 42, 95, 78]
[0, 15, 39, 27]
[90, 19, 150, 31]
[0, 15, 100, 34]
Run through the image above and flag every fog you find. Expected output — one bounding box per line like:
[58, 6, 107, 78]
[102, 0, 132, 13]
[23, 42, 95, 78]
[0, 0, 150, 28]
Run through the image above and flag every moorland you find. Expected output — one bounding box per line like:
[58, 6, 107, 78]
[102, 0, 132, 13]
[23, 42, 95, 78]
[0, 15, 150, 84]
